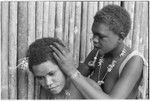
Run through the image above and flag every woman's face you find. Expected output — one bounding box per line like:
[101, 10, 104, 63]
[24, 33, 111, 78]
[92, 22, 120, 55]
[32, 60, 66, 94]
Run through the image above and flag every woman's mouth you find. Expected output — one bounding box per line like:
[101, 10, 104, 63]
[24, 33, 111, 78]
[49, 85, 59, 91]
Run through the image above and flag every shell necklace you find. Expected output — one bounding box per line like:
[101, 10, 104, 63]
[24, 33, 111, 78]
[89, 46, 127, 86]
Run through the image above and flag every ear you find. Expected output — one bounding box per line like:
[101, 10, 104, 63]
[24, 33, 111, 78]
[120, 32, 125, 39]
[118, 33, 124, 43]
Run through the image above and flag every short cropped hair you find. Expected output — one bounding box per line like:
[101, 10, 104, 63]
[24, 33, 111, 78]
[94, 5, 131, 39]
[26, 37, 64, 73]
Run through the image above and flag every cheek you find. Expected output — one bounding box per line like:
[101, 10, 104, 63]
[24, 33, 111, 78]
[100, 39, 117, 52]
[56, 72, 66, 86]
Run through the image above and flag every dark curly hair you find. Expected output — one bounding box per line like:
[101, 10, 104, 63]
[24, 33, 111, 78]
[26, 37, 64, 73]
[94, 5, 131, 39]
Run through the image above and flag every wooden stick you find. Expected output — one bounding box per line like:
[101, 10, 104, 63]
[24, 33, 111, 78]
[35, 1, 43, 39]
[43, 2, 49, 38]
[143, 2, 148, 61]
[27, 1, 36, 99]
[48, 2, 56, 37]
[112, 1, 121, 5]
[69, 2, 75, 56]
[74, 2, 81, 66]
[1, 1, 9, 99]
[103, 1, 120, 6]
[8, 2, 17, 99]
[34, 1, 43, 99]
[124, 1, 135, 48]
[86, 2, 98, 56]
[139, 2, 148, 55]
[17, 2, 28, 99]
[132, 2, 142, 50]
[0, 2, 2, 99]
[63, 2, 69, 43]
[28, 1, 35, 45]
[139, 3, 148, 98]
[148, 2, 150, 98]
[55, 2, 63, 40]
[98, 1, 103, 10]
[91, 2, 98, 51]
[80, 2, 87, 62]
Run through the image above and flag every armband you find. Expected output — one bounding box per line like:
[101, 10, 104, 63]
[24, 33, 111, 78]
[70, 70, 81, 79]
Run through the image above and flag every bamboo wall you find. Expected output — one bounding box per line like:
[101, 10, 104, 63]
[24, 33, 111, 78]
[0, 1, 149, 99]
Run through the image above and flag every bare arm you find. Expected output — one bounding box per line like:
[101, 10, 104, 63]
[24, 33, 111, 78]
[50, 43, 144, 99]
[70, 55, 143, 99]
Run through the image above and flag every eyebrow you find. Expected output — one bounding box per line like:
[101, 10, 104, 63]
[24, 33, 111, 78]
[94, 32, 106, 37]
[35, 70, 56, 77]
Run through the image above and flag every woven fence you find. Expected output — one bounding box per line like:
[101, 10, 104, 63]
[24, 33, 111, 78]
[0, 1, 149, 99]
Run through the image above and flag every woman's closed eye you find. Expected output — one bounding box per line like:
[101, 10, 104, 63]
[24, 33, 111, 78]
[36, 76, 44, 80]
[93, 33, 105, 39]
[48, 72, 55, 76]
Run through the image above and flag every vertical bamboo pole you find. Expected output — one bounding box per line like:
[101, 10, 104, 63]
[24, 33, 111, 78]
[35, 1, 43, 39]
[139, 3, 148, 98]
[103, 1, 120, 6]
[43, 2, 49, 38]
[48, 2, 56, 37]
[86, 2, 92, 56]
[132, 2, 142, 50]
[17, 2, 28, 99]
[80, 2, 87, 62]
[92, 2, 98, 51]
[27, 1, 35, 99]
[74, 2, 81, 67]
[103, 1, 113, 6]
[139, 2, 148, 55]
[1, 1, 9, 99]
[35, 1, 43, 99]
[147, 2, 150, 98]
[142, 2, 148, 61]
[124, 1, 135, 48]
[98, 1, 103, 10]
[86, 2, 97, 57]
[113, 1, 121, 5]
[0, 2, 1, 99]
[68, 2, 75, 57]
[63, 2, 69, 43]
[55, 2, 63, 40]
[8, 1, 17, 99]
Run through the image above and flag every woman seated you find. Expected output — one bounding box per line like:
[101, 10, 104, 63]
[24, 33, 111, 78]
[26, 37, 101, 99]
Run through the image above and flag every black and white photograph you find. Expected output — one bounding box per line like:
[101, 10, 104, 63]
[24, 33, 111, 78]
[0, 0, 149, 99]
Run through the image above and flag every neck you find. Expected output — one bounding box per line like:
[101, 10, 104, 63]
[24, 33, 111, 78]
[53, 78, 71, 98]
[105, 42, 125, 58]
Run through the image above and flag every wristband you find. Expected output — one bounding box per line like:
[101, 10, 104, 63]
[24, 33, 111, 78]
[70, 70, 81, 79]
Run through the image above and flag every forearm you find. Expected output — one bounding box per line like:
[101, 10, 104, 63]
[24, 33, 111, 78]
[70, 70, 111, 99]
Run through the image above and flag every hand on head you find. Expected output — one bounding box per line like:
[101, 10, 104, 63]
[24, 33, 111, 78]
[50, 42, 77, 77]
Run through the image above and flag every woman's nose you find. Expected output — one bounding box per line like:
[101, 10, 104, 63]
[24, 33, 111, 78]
[92, 36, 99, 43]
[45, 75, 53, 86]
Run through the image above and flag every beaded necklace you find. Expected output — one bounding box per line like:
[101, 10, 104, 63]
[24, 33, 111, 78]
[89, 47, 127, 86]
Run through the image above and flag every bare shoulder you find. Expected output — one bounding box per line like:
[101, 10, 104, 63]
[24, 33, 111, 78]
[120, 55, 144, 78]
[109, 55, 144, 98]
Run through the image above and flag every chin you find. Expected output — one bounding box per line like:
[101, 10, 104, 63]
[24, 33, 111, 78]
[50, 90, 61, 94]
[49, 86, 63, 95]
